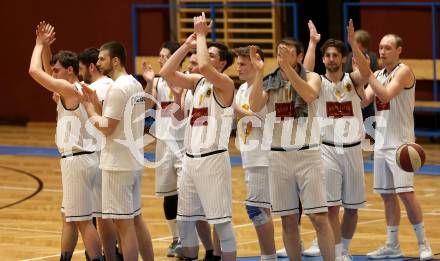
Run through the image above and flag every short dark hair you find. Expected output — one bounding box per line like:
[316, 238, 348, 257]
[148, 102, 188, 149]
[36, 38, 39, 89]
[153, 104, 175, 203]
[100, 41, 127, 66]
[233, 45, 265, 61]
[50, 53, 59, 66]
[208, 42, 234, 72]
[320, 39, 347, 57]
[277, 38, 304, 55]
[161, 41, 180, 55]
[354, 30, 371, 50]
[51, 50, 79, 75]
[78, 48, 99, 67]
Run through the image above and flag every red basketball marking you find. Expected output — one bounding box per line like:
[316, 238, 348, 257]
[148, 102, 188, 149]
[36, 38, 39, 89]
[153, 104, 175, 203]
[399, 145, 414, 172]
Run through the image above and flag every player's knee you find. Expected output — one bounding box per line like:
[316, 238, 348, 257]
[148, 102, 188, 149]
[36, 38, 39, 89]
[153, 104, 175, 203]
[214, 222, 236, 252]
[381, 193, 397, 201]
[245, 205, 270, 227]
[397, 191, 414, 202]
[328, 205, 340, 216]
[74, 220, 93, 231]
[308, 212, 329, 229]
[343, 208, 358, 217]
[178, 220, 199, 247]
[164, 194, 178, 220]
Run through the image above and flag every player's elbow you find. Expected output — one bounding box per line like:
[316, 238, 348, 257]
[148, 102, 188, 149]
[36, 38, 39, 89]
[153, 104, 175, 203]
[303, 91, 318, 104]
[198, 63, 211, 75]
[377, 94, 391, 104]
[28, 67, 38, 78]
[158, 67, 169, 78]
[249, 100, 263, 113]
[361, 99, 370, 109]
[101, 127, 115, 137]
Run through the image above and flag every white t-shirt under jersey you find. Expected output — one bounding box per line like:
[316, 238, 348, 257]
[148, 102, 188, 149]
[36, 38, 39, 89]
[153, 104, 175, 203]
[88, 76, 113, 154]
[89, 76, 113, 103]
[100, 75, 145, 171]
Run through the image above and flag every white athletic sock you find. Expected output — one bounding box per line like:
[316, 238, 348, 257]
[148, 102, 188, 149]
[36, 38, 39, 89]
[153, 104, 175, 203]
[167, 219, 179, 239]
[342, 238, 352, 254]
[261, 254, 277, 261]
[335, 243, 343, 258]
[412, 222, 426, 245]
[386, 226, 399, 246]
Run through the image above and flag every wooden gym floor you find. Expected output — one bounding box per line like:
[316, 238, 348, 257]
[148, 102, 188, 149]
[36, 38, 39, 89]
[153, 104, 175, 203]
[0, 122, 439, 260]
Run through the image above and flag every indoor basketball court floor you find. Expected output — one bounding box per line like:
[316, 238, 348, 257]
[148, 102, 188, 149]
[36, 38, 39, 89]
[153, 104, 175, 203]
[0, 124, 439, 260]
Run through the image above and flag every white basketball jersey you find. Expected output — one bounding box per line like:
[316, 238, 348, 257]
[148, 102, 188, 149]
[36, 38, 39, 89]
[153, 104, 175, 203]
[183, 89, 193, 118]
[235, 82, 269, 168]
[374, 64, 415, 149]
[266, 80, 320, 149]
[184, 78, 234, 155]
[55, 82, 94, 155]
[89, 76, 113, 103]
[317, 73, 364, 144]
[154, 77, 186, 141]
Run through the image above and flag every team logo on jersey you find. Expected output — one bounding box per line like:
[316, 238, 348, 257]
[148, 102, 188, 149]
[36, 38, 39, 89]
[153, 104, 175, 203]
[345, 83, 352, 92]
[167, 87, 174, 100]
[190, 107, 209, 126]
[244, 121, 253, 143]
[206, 88, 212, 97]
[326, 101, 354, 118]
[238, 119, 253, 144]
[131, 95, 145, 105]
[198, 93, 204, 106]
[275, 102, 296, 120]
[283, 87, 292, 101]
[241, 103, 250, 111]
[160, 101, 175, 117]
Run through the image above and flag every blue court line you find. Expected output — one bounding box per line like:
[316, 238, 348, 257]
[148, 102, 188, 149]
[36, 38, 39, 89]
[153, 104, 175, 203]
[239, 256, 439, 261]
[0, 145, 439, 176]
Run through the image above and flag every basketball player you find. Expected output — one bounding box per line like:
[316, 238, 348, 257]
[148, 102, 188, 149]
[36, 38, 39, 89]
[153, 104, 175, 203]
[159, 12, 236, 261]
[79, 41, 153, 261]
[234, 45, 277, 261]
[37, 23, 82, 261]
[357, 34, 433, 260]
[186, 51, 199, 74]
[78, 47, 121, 261]
[43, 29, 119, 260]
[142, 41, 217, 260]
[28, 22, 103, 261]
[275, 39, 307, 259]
[184, 50, 223, 261]
[142, 41, 185, 258]
[249, 37, 335, 261]
[302, 20, 370, 261]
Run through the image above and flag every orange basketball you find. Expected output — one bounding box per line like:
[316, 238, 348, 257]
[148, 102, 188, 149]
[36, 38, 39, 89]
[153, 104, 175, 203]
[396, 143, 426, 172]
